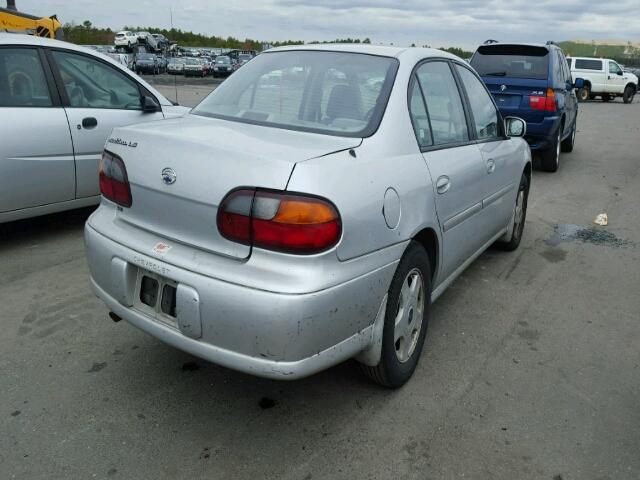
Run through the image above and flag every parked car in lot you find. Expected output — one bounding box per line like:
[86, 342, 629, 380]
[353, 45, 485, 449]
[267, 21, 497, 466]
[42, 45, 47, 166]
[134, 53, 160, 75]
[237, 53, 252, 66]
[212, 55, 233, 77]
[0, 33, 190, 223]
[183, 57, 206, 77]
[167, 58, 184, 74]
[114, 31, 137, 50]
[471, 41, 583, 172]
[86, 45, 531, 387]
[567, 56, 637, 103]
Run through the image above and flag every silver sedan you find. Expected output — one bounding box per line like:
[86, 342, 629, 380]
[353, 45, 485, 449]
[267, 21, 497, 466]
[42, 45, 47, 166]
[86, 44, 531, 387]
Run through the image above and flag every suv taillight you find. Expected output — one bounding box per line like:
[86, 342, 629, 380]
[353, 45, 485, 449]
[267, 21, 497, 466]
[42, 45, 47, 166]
[99, 150, 132, 207]
[217, 189, 341, 254]
[529, 87, 557, 112]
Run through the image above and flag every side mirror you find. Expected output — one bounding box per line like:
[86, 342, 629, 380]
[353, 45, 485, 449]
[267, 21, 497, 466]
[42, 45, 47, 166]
[141, 95, 161, 113]
[573, 77, 585, 89]
[617, 70, 623, 76]
[505, 117, 526, 138]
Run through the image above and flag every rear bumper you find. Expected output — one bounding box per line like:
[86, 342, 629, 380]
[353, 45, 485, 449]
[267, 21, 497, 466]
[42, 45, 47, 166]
[523, 115, 562, 151]
[84, 220, 397, 380]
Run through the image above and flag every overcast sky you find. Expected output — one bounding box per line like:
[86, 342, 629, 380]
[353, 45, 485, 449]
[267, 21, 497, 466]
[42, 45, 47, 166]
[18, 0, 640, 49]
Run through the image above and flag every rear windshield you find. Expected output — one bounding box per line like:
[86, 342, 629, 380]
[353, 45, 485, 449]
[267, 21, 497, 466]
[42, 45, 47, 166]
[192, 50, 398, 137]
[471, 45, 549, 80]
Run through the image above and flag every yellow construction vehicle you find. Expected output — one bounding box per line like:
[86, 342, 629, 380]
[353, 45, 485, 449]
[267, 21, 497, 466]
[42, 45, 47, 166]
[0, 0, 63, 39]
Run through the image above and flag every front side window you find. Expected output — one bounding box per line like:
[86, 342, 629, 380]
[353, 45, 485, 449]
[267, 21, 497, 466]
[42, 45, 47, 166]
[415, 61, 468, 145]
[0, 48, 52, 107]
[609, 62, 622, 75]
[456, 65, 499, 140]
[193, 51, 398, 137]
[52, 50, 142, 110]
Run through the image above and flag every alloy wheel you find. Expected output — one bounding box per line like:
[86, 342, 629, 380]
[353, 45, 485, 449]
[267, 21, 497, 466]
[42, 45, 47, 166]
[393, 268, 425, 363]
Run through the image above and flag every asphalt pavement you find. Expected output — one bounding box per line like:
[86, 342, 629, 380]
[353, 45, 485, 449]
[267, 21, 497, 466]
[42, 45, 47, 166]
[1, 95, 639, 480]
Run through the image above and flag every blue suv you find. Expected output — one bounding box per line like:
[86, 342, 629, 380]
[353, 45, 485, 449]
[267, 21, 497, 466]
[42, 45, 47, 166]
[470, 42, 584, 172]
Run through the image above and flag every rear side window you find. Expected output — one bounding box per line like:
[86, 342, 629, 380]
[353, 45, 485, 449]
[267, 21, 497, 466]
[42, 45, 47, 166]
[575, 59, 602, 71]
[408, 78, 432, 147]
[415, 61, 468, 146]
[455, 65, 499, 140]
[471, 44, 549, 80]
[0, 48, 52, 107]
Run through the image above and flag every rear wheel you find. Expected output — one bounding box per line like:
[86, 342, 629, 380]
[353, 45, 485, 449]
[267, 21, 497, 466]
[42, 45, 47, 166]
[577, 86, 590, 102]
[495, 173, 529, 251]
[540, 126, 561, 172]
[560, 120, 576, 153]
[360, 241, 431, 388]
[623, 86, 635, 104]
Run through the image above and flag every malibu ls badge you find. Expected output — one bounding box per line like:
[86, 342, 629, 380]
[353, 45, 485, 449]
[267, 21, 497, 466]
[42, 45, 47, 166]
[161, 167, 177, 185]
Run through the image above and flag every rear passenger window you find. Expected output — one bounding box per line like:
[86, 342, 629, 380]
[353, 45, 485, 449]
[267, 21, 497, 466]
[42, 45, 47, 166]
[455, 65, 499, 140]
[408, 78, 432, 147]
[415, 61, 468, 146]
[575, 59, 602, 70]
[0, 48, 52, 107]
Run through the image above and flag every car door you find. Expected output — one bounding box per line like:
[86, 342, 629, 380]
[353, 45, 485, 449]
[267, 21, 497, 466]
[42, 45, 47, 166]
[0, 46, 75, 214]
[410, 60, 491, 281]
[46, 49, 164, 199]
[558, 50, 578, 131]
[606, 60, 626, 94]
[454, 62, 518, 237]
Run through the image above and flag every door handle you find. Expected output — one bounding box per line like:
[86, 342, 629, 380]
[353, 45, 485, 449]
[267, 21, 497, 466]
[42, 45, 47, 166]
[436, 175, 450, 194]
[486, 158, 496, 174]
[81, 117, 98, 129]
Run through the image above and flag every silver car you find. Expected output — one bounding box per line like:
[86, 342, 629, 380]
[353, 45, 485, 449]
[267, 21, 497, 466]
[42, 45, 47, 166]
[0, 33, 189, 223]
[86, 45, 531, 387]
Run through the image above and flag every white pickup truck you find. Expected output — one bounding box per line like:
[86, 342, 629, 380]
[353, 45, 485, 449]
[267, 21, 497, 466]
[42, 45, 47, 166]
[567, 57, 637, 103]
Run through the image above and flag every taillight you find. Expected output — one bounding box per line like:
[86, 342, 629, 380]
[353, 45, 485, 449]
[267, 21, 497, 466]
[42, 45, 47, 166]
[529, 87, 556, 112]
[99, 150, 132, 207]
[217, 189, 341, 254]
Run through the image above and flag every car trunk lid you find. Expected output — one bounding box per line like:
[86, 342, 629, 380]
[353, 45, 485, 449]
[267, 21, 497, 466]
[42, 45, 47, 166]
[110, 114, 359, 259]
[481, 76, 550, 123]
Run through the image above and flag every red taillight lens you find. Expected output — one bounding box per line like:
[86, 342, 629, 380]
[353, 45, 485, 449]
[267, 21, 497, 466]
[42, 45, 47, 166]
[99, 150, 132, 207]
[217, 189, 341, 254]
[529, 88, 556, 112]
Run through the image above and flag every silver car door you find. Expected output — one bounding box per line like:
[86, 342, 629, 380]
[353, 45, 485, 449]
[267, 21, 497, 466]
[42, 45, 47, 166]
[0, 46, 75, 214]
[47, 49, 164, 199]
[454, 63, 518, 237]
[412, 60, 489, 281]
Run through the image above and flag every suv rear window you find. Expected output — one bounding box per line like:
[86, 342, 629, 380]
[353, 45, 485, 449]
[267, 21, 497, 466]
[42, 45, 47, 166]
[471, 44, 549, 80]
[574, 59, 602, 71]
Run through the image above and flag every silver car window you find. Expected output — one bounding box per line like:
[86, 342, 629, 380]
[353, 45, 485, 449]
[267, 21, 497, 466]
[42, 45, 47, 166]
[192, 51, 398, 137]
[455, 65, 499, 140]
[416, 61, 469, 145]
[408, 77, 433, 147]
[52, 51, 142, 110]
[0, 48, 52, 107]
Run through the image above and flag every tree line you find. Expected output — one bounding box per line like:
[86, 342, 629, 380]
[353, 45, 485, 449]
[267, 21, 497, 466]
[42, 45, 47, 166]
[61, 21, 472, 56]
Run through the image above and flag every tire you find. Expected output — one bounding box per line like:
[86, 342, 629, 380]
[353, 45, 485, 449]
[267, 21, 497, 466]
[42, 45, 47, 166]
[623, 86, 635, 104]
[495, 173, 529, 252]
[540, 126, 561, 172]
[560, 120, 576, 153]
[361, 241, 431, 388]
[577, 86, 590, 102]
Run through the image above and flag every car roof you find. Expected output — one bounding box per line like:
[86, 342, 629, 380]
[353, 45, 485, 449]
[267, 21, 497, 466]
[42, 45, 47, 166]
[266, 43, 462, 62]
[0, 33, 172, 106]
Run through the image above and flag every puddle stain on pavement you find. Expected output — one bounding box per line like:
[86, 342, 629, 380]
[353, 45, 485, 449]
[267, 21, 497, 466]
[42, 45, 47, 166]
[546, 224, 634, 248]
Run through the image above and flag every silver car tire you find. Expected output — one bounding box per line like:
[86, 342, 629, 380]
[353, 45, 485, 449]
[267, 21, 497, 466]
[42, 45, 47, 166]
[496, 173, 529, 252]
[361, 241, 431, 388]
